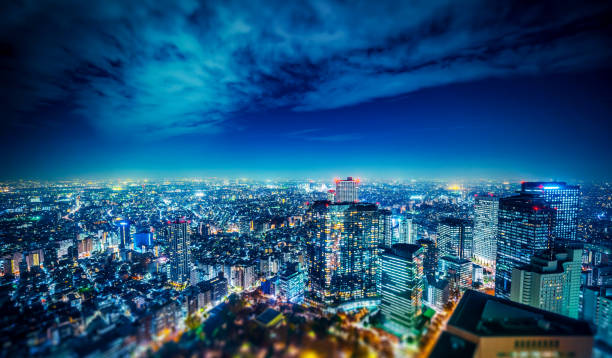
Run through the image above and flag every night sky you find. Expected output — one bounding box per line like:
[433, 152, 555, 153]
[1, 0, 611, 180]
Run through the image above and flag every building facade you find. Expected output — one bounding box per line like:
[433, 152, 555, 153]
[381, 244, 424, 330]
[306, 201, 383, 309]
[473, 195, 499, 267]
[167, 220, 191, 284]
[437, 217, 473, 260]
[335, 177, 359, 203]
[495, 195, 554, 299]
[510, 248, 582, 319]
[521, 182, 580, 244]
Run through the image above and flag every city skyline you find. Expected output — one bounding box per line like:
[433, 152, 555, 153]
[1, 1, 611, 180]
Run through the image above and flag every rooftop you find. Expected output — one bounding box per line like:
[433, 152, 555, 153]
[448, 290, 592, 337]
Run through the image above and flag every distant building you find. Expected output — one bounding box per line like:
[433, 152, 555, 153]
[306, 201, 383, 310]
[437, 218, 473, 260]
[167, 219, 191, 284]
[495, 195, 554, 299]
[510, 248, 581, 319]
[521, 182, 580, 244]
[583, 286, 612, 348]
[430, 290, 593, 358]
[335, 177, 359, 203]
[473, 195, 499, 267]
[381, 244, 424, 331]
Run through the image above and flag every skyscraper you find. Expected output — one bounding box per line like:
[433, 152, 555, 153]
[306, 201, 383, 310]
[117, 220, 131, 249]
[335, 177, 359, 203]
[510, 248, 581, 319]
[495, 195, 554, 299]
[167, 219, 191, 284]
[473, 195, 499, 268]
[437, 218, 473, 260]
[381, 244, 424, 332]
[521, 182, 580, 243]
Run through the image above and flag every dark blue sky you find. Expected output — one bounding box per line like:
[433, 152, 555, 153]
[1, 0, 611, 180]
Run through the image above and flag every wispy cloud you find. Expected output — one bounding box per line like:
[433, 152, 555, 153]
[0, 0, 610, 138]
[286, 128, 362, 142]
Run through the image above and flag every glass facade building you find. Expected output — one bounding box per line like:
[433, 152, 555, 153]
[381, 244, 424, 331]
[495, 195, 554, 299]
[521, 182, 580, 244]
[437, 217, 473, 260]
[167, 220, 191, 284]
[306, 201, 383, 309]
[473, 195, 499, 268]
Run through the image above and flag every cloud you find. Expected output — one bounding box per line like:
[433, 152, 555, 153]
[287, 128, 362, 142]
[0, 0, 610, 138]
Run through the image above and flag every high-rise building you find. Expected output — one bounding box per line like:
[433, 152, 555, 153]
[395, 215, 415, 245]
[335, 177, 359, 203]
[380, 209, 392, 247]
[429, 290, 593, 358]
[117, 220, 131, 249]
[473, 195, 499, 268]
[417, 238, 438, 280]
[510, 248, 582, 319]
[495, 195, 554, 299]
[381, 244, 424, 331]
[306, 201, 383, 310]
[167, 219, 191, 284]
[521, 182, 580, 243]
[437, 218, 473, 260]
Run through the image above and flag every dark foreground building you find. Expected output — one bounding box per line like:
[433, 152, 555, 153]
[430, 290, 593, 358]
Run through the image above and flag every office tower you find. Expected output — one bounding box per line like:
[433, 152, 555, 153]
[380, 209, 392, 247]
[417, 239, 438, 280]
[117, 220, 131, 249]
[437, 218, 473, 260]
[425, 277, 450, 311]
[510, 248, 581, 318]
[429, 290, 593, 358]
[521, 182, 580, 243]
[335, 177, 359, 203]
[167, 219, 191, 284]
[495, 195, 554, 299]
[473, 195, 499, 267]
[397, 215, 415, 244]
[381, 244, 424, 331]
[278, 264, 305, 304]
[439, 255, 473, 292]
[305, 201, 383, 310]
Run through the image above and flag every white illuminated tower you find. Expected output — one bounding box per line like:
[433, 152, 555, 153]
[473, 195, 499, 268]
[335, 177, 359, 203]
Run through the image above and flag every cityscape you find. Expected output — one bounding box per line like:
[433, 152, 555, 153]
[1, 0, 612, 357]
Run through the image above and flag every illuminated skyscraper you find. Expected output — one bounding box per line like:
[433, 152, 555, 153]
[167, 219, 191, 284]
[381, 244, 424, 332]
[335, 177, 359, 203]
[521, 182, 580, 244]
[495, 195, 554, 299]
[510, 248, 581, 319]
[437, 218, 473, 260]
[117, 220, 131, 249]
[473, 195, 499, 267]
[306, 201, 383, 310]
